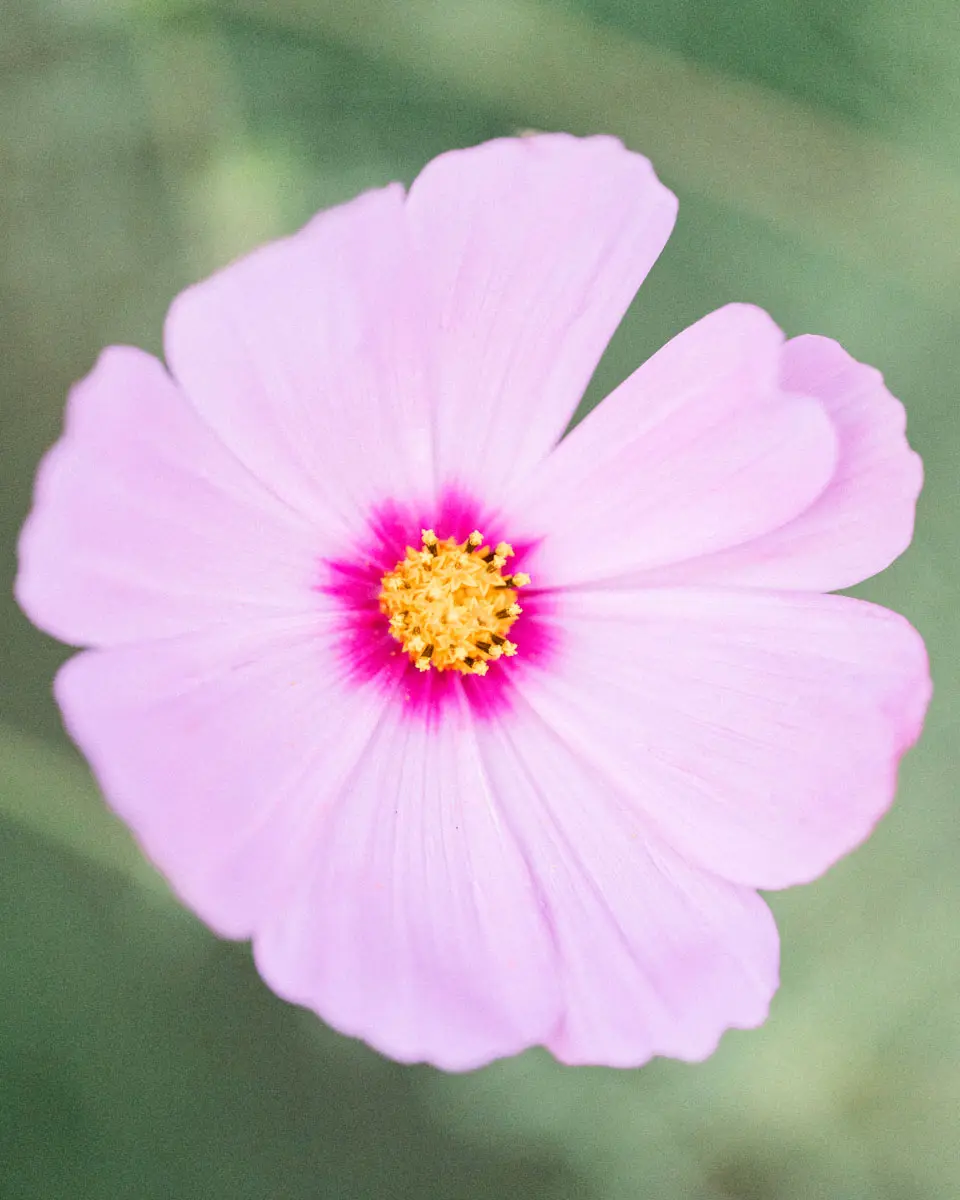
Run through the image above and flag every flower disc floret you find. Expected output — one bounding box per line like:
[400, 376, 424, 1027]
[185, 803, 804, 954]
[379, 529, 528, 675]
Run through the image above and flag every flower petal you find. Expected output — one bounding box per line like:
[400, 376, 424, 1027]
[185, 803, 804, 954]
[516, 588, 930, 890]
[61, 619, 562, 1069]
[53, 615, 385, 938]
[253, 697, 561, 1070]
[16, 347, 319, 647]
[164, 185, 437, 530]
[474, 707, 780, 1066]
[643, 336, 924, 590]
[513, 305, 840, 586]
[405, 133, 678, 501]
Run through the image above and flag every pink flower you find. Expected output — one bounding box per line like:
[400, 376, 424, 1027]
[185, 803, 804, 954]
[16, 134, 930, 1071]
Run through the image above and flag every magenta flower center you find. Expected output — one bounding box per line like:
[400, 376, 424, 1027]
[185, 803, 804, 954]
[378, 528, 530, 676]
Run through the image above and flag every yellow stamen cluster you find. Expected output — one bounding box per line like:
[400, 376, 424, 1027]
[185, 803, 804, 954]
[379, 529, 530, 676]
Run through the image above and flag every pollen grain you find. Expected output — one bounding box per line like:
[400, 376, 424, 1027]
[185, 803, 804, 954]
[379, 530, 528, 676]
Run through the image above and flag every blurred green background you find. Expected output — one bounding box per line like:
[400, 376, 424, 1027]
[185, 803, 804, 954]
[2, 1, 958, 1197]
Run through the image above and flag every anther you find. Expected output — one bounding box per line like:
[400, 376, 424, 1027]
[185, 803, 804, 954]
[378, 530, 529, 676]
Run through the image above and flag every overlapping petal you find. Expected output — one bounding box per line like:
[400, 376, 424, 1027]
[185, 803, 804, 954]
[163, 135, 677, 531]
[515, 588, 930, 890]
[406, 133, 678, 500]
[164, 184, 437, 529]
[474, 707, 779, 1065]
[56, 618, 561, 1071]
[642, 335, 924, 590]
[511, 305, 840, 586]
[16, 347, 320, 647]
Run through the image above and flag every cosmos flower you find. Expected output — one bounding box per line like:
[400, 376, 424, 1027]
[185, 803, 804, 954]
[16, 134, 930, 1070]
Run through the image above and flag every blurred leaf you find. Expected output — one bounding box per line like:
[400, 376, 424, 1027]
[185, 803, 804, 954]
[192, 0, 960, 292]
[0, 720, 161, 891]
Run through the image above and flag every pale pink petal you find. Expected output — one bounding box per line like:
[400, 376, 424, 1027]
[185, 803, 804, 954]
[405, 133, 678, 500]
[53, 614, 385, 938]
[60, 619, 561, 1070]
[474, 708, 779, 1066]
[516, 588, 930, 891]
[164, 185, 437, 531]
[511, 306, 840, 586]
[16, 347, 320, 647]
[636, 336, 924, 590]
[253, 697, 561, 1070]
